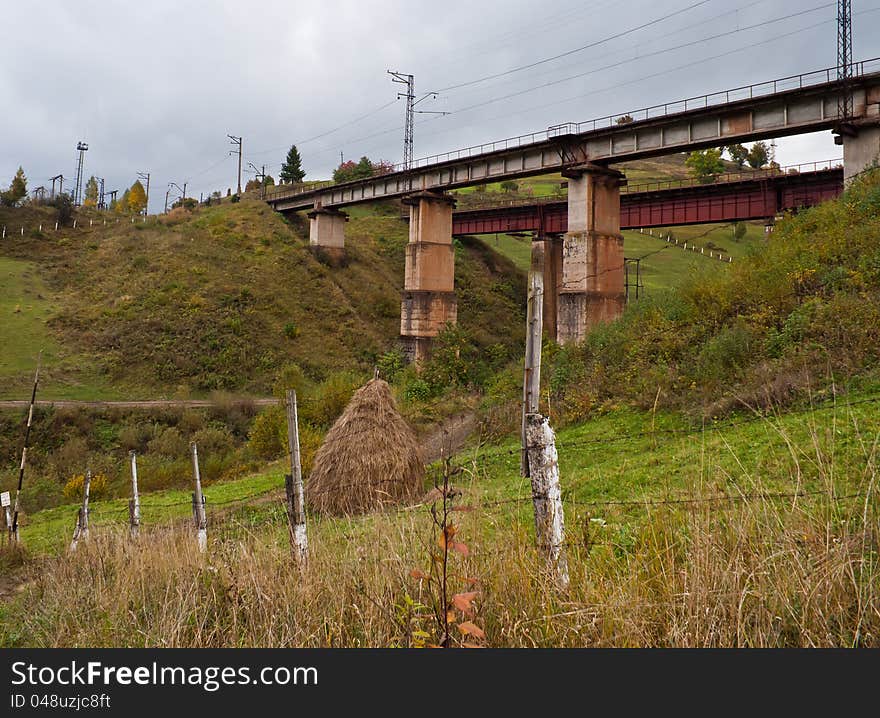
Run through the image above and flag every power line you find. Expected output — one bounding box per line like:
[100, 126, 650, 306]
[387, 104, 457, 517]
[434, 0, 714, 93]
[444, 3, 839, 118]
[403, 11, 862, 159]
[248, 99, 400, 157]
[300, 5, 850, 169]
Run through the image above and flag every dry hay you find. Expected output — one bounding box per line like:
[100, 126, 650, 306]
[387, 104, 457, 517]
[306, 378, 424, 515]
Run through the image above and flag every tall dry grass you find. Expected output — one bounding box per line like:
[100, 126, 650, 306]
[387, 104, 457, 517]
[3, 424, 878, 648]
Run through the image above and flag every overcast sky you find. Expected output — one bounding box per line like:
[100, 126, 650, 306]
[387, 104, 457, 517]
[3, 0, 879, 213]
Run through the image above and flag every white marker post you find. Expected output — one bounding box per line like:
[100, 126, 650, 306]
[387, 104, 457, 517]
[190, 443, 207, 552]
[129, 451, 140, 539]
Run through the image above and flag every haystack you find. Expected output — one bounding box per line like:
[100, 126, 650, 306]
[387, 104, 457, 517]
[306, 378, 424, 515]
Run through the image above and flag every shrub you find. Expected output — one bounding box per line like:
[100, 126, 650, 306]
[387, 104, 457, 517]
[62, 472, 110, 502]
[377, 348, 406, 382]
[248, 406, 285, 460]
[147, 427, 188, 458]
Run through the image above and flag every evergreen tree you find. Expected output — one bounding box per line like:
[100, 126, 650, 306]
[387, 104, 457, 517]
[747, 142, 770, 169]
[83, 176, 99, 207]
[128, 180, 147, 214]
[280, 144, 305, 184]
[1, 166, 27, 207]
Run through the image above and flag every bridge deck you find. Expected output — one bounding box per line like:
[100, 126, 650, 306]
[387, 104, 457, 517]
[266, 60, 880, 214]
[449, 167, 844, 235]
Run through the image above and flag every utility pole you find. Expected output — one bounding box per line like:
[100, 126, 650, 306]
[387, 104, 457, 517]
[49, 174, 63, 199]
[168, 181, 187, 208]
[137, 172, 150, 216]
[164, 188, 170, 214]
[246, 162, 267, 199]
[228, 134, 242, 194]
[388, 71, 448, 172]
[74, 141, 88, 206]
[389, 72, 415, 171]
[835, 0, 855, 147]
[838, 0, 853, 120]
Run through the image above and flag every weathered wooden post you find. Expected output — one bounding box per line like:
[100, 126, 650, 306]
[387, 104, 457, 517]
[69, 470, 92, 552]
[129, 451, 140, 539]
[190, 443, 207, 552]
[521, 240, 544, 476]
[525, 414, 569, 589]
[285, 389, 308, 568]
[522, 240, 569, 588]
[11, 354, 41, 543]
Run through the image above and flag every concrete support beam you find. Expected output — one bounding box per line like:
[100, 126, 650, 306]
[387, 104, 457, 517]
[400, 191, 458, 363]
[842, 126, 880, 183]
[557, 164, 626, 345]
[307, 206, 348, 252]
[534, 233, 563, 342]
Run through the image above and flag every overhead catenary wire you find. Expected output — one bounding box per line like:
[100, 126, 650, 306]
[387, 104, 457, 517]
[433, 0, 716, 93]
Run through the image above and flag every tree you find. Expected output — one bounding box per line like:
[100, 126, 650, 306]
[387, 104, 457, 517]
[1, 166, 28, 207]
[52, 193, 73, 225]
[747, 141, 770, 169]
[116, 188, 131, 214]
[726, 144, 748, 168]
[500, 180, 519, 193]
[128, 180, 147, 214]
[83, 176, 99, 207]
[280, 145, 305, 184]
[685, 149, 725, 184]
[333, 156, 392, 183]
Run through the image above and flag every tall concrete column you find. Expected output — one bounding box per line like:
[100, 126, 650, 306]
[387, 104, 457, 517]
[842, 126, 880, 183]
[400, 191, 457, 363]
[557, 164, 626, 345]
[307, 206, 348, 255]
[534, 232, 563, 342]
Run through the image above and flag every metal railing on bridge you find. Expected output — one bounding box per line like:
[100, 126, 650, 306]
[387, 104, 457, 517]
[265, 58, 879, 205]
[447, 160, 844, 214]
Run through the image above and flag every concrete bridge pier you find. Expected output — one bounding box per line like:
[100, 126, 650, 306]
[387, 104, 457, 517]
[400, 191, 458, 363]
[308, 206, 348, 255]
[556, 164, 626, 345]
[532, 232, 563, 342]
[841, 126, 880, 183]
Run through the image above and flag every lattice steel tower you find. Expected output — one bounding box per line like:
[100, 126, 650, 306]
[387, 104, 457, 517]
[838, 0, 853, 120]
[389, 71, 415, 171]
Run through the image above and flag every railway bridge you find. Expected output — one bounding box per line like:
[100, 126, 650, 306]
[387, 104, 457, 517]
[266, 61, 880, 357]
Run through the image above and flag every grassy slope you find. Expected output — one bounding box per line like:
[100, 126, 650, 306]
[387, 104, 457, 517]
[0, 200, 525, 399]
[19, 385, 879, 556]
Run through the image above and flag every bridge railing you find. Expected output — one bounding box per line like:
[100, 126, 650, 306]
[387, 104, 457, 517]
[265, 58, 879, 205]
[450, 159, 844, 213]
[621, 159, 843, 194]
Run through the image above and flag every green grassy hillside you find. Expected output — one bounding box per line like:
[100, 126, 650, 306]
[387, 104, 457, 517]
[0, 200, 525, 399]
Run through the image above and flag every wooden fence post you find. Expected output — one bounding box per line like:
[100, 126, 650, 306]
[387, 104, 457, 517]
[521, 240, 544, 476]
[129, 451, 140, 539]
[190, 443, 207, 552]
[525, 413, 569, 589]
[11, 354, 41, 542]
[69, 470, 92, 552]
[285, 389, 308, 568]
[70, 508, 83, 552]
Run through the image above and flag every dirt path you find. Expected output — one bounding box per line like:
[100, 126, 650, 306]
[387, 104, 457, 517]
[0, 398, 279, 410]
[419, 412, 478, 464]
